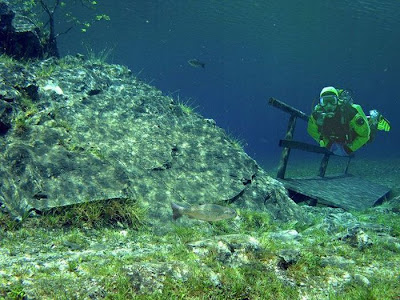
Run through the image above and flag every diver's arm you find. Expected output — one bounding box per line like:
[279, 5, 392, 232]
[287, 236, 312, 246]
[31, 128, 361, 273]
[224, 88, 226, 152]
[307, 115, 321, 142]
[307, 115, 329, 147]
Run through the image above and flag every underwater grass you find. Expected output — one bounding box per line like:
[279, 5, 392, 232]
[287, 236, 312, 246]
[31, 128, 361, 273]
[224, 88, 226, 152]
[38, 197, 147, 229]
[0, 198, 147, 235]
[0, 283, 26, 300]
[100, 263, 299, 300]
[328, 277, 400, 300]
[157, 263, 298, 300]
[0, 210, 22, 231]
[2, 235, 297, 299]
[1, 199, 400, 299]
[360, 210, 400, 238]
[84, 46, 114, 64]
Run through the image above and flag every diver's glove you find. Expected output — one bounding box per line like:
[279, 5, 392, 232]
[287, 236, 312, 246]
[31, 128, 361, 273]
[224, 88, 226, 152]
[377, 116, 391, 131]
[369, 110, 391, 131]
[329, 142, 350, 157]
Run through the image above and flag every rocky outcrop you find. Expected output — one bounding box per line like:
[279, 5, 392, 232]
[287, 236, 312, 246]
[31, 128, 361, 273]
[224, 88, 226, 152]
[0, 55, 305, 225]
[0, 1, 44, 59]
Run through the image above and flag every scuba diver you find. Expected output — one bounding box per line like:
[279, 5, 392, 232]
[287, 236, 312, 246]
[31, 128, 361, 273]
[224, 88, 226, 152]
[307, 86, 391, 156]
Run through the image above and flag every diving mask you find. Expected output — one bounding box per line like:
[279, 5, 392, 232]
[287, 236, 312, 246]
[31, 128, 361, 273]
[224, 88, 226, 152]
[319, 95, 338, 107]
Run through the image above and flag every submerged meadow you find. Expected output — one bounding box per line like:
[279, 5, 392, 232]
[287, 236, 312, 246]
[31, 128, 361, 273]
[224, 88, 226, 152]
[0, 53, 399, 299]
[1, 1, 400, 298]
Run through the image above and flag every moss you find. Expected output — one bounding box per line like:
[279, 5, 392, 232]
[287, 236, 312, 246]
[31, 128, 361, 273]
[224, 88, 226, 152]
[53, 120, 72, 132]
[13, 112, 30, 135]
[287, 249, 325, 278]
[239, 209, 273, 233]
[35, 63, 57, 80]
[88, 144, 106, 160]
[11, 93, 39, 135]
[56, 137, 106, 160]
[56, 138, 85, 153]
[178, 102, 195, 115]
[219, 263, 297, 299]
[169, 223, 206, 244]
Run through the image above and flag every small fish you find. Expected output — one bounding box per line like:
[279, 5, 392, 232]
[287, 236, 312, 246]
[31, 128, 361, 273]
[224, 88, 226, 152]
[171, 202, 236, 222]
[188, 59, 205, 69]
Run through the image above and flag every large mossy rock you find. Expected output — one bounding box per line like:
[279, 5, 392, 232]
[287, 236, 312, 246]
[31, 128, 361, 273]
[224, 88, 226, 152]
[0, 0, 44, 59]
[0, 55, 303, 223]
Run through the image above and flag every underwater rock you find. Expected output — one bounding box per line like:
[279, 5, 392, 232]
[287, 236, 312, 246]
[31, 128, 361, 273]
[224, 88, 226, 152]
[336, 226, 373, 250]
[124, 262, 189, 294]
[268, 229, 301, 242]
[187, 234, 262, 265]
[353, 274, 370, 286]
[0, 55, 306, 225]
[0, 101, 12, 135]
[277, 249, 301, 269]
[321, 256, 356, 268]
[0, 0, 43, 59]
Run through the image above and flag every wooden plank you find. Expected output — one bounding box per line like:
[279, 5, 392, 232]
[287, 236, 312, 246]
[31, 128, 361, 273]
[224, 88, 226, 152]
[279, 139, 332, 154]
[279, 174, 391, 211]
[276, 116, 297, 179]
[268, 98, 310, 121]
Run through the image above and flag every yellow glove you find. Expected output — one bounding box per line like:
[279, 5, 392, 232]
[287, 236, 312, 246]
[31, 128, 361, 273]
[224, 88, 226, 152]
[377, 116, 391, 131]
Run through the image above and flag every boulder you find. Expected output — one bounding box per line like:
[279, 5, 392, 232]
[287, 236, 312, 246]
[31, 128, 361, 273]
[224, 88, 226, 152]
[0, 0, 43, 59]
[0, 55, 305, 225]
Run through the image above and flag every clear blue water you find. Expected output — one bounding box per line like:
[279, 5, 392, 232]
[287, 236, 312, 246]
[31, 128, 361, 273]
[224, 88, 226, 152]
[60, 0, 400, 169]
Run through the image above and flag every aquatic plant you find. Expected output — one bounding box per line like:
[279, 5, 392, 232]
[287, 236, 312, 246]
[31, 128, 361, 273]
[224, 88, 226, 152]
[35, 63, 57, 79]
[39, 197, 147, 229]
[0, 54, 17, 67]
[170, 223, 205, 244]
[0, 210, 21, 231]
[239, 209, 272, 232]
[224, 130, 246, 150]
[1, 282, 26, 300]
[175, 96, 199, 116]
[13, 113, 30, 135]
[85, 46, 114, 64]
[328, 278, 400, 300]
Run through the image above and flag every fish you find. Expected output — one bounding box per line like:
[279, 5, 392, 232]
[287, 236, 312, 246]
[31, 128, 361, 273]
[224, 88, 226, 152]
[171, 202, 237, 222]
[188, 59, 205, 69]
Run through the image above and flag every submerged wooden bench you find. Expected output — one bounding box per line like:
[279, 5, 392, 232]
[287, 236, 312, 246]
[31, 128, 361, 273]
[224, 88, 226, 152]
[268, 97, 391, 211]
[282, 174, 390, 211]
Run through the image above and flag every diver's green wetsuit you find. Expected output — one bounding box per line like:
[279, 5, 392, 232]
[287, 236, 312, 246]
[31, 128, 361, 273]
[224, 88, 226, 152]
[307, 87, 370, 154]
[308, 103, 370, 153]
